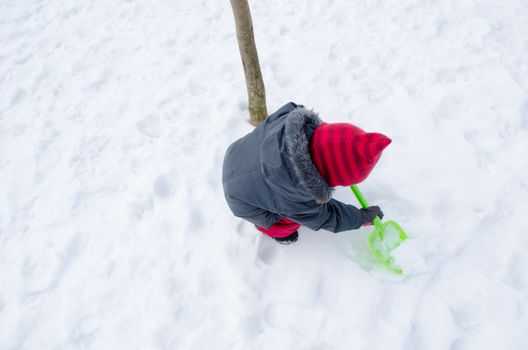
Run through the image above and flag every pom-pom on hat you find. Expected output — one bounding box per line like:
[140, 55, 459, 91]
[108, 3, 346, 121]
[309, 122, 391, 187]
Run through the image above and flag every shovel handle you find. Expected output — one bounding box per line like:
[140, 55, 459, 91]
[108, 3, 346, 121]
[350, 185, 383, 229]
[350, 185, 369, 208]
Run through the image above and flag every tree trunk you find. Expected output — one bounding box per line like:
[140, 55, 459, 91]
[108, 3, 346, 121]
[229, 0, 267, 126]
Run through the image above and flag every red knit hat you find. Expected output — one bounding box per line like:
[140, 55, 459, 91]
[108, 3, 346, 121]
[309, 123, 391, 186]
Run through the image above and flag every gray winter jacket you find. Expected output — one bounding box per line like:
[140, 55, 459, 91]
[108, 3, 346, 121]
[222, 102, 364, 233]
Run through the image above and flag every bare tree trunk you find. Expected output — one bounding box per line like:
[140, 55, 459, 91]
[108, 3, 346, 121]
[229, 0, 267, 126]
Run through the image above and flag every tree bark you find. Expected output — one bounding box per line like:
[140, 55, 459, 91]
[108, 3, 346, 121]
[230, 0, 267, 126]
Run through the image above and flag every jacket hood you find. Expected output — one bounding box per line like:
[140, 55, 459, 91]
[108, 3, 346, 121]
[283, 107, 333, 203]
[260, 107, 333, 204]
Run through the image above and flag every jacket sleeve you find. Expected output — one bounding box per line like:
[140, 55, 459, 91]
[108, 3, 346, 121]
[225, 195, 280, 229]
[286, 199, 365, 233]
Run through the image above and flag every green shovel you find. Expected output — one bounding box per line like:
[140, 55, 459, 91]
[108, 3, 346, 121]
[350, 185, 408, 275]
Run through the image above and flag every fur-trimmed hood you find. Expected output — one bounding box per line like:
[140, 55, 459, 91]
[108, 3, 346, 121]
[283, 107, 333, 204]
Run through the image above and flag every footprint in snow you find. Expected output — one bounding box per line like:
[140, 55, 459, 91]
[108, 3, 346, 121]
[256, 236, 278, 265]
[236, 221, 278, 264]
[136, 114, 160, 138]
[153, 175, 172, 199]
[449, 304, 480, 331]
[520, 99, 528, 130]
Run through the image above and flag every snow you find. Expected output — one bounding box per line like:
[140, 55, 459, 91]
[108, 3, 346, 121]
[1, 0, 527, 349]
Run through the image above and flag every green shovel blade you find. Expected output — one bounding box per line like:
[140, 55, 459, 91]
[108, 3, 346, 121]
[350, 185, 408, 275]
[368, 218, 408, 275]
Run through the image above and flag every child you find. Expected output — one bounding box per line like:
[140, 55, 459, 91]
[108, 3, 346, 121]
[222, 102, 390, 244]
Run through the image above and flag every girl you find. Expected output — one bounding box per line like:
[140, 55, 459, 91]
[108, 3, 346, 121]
[222, 102, 389, 244]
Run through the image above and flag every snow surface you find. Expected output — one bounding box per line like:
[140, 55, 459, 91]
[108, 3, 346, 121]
[1, 0, 528, 349]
